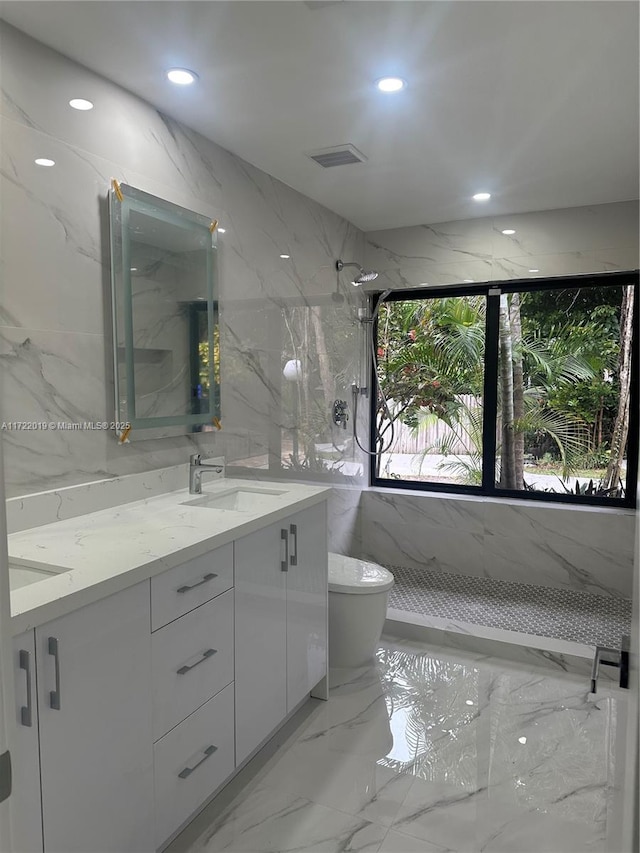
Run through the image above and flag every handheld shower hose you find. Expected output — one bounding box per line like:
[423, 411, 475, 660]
[351, 290, 395, 458]
[333, 258, 394, 460]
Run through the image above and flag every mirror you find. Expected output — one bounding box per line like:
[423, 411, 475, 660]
[109, 182, 220, 440]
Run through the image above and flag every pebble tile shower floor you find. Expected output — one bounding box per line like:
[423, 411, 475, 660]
[386, 564, 632, 648]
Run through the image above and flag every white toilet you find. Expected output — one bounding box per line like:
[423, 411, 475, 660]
[328, 553, 395, 668]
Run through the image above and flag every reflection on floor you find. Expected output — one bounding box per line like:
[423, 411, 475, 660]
[387, 564, 632, 648]
[181, 635, 624, 853]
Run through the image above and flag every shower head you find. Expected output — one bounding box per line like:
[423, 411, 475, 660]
[335, 259, 379, 286]
[355, 269, 379, 284]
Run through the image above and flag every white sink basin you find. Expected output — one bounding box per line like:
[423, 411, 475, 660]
[9, 561, 65, 592]
[181, 487, 287, 512]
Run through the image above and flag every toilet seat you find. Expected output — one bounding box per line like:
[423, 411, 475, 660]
[328, 553, 395, 595]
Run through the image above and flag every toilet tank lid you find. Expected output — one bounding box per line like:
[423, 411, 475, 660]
[328, 553, 395, 594]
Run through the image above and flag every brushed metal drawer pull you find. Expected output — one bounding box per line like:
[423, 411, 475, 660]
[176, 573, 218, 594]
[48, 637, 61, 711]
[176, 648, 217, 675]
[178, 745, 217, 779]
[289, 523, 298, 567]
[19, 650, 33, 727]
[281, 528, 289, 572]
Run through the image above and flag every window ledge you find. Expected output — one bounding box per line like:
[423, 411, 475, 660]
[365, 483, 635, 515]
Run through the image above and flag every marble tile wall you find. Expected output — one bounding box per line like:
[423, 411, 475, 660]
[5, 464, 188, 534]
[326, 486, 362, 557]
[370, 487, 636, 598]
[1, 22, 637, 593]
[0, 21, 365, 498]
[364, 200, 639, 290]
[355, 204, 639, 596]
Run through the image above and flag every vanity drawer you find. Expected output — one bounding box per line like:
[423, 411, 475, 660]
[152, 590, 234, 741]
[151, 543, 233, 631]
[154, 682, 235, 849]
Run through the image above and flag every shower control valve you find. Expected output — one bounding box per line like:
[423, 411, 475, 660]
[332, 400, 349, 429]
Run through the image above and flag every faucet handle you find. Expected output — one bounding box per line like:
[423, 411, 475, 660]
[189, 453, 202, 466]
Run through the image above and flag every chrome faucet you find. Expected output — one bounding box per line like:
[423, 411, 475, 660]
[189, 454, 225, 494]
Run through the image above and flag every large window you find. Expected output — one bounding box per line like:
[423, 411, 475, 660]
[372, 272, 638, 506]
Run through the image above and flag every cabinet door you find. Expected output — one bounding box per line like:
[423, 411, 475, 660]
[234, 523, 287, 765]
[11, 631, 43, 853]
[286, 503, 328, 711]
[36, 583, 154, 853]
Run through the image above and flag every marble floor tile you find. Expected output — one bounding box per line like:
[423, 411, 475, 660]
[183, 636, 623, 853]
[189, 784, 388, 852]
[391, 779, 606, 852]
[486, 685, 612, 817]
[260, 743, 415, 827]
[377, 829, 449, 852]
[297, 674, 396, 761]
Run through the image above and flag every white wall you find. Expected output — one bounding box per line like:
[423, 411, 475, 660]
[0, 22, 365, 499]
[347, 202, 639, 597]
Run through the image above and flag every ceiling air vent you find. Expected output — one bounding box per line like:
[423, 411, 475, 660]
[304, 2, 345, 10]
[306, 144, 367, 168]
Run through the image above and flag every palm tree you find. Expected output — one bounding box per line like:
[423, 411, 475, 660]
[602, 285, 634, 491]
[376, 293, 597, 489]
[374, 296, 485, 478]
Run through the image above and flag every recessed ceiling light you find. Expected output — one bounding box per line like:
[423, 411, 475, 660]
[167, 68, 198, 85]
[472, 192, 491, 201]
[35, 158, 55, 167]
[217, 228, 226, 234]
[280, 254, 290, 259]
[518, 736, 527, 745]
[465, 700, 474, 706]
[501, 229, 516, 235]
[69, 98, 93, 111]
[529, 268, 540, 273]
[376, 77, 406, 93]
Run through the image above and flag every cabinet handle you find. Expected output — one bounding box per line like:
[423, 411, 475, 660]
[280, 528, 289, 572]
[289, 524, 298, 567]
[178, 745, 217, 779]
[176, 648, 217, 676]
[177, 573, 218, 594]
[18, 650, 33, 727]
[48, 637, 61, 711]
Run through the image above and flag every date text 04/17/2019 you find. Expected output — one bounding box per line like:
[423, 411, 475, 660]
[0, 422, 130, 431]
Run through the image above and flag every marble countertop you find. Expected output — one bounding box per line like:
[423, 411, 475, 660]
[9, 479, 330, 635]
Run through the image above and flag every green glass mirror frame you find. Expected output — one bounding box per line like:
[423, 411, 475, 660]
[109, 182, 220, 439]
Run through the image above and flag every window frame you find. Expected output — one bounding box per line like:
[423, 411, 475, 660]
[370, 270, 639, 509]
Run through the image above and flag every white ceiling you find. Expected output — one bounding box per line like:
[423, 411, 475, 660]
[1, 0, 638, 231]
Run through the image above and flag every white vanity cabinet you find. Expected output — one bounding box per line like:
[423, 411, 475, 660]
[285, 502, 328, 712]
[9, 489, 329, 852]
[11, 630, 43, 853]
[35, 582, 154, 853]
[235, 502, 327, 764]
[234, 521, 287, 765]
